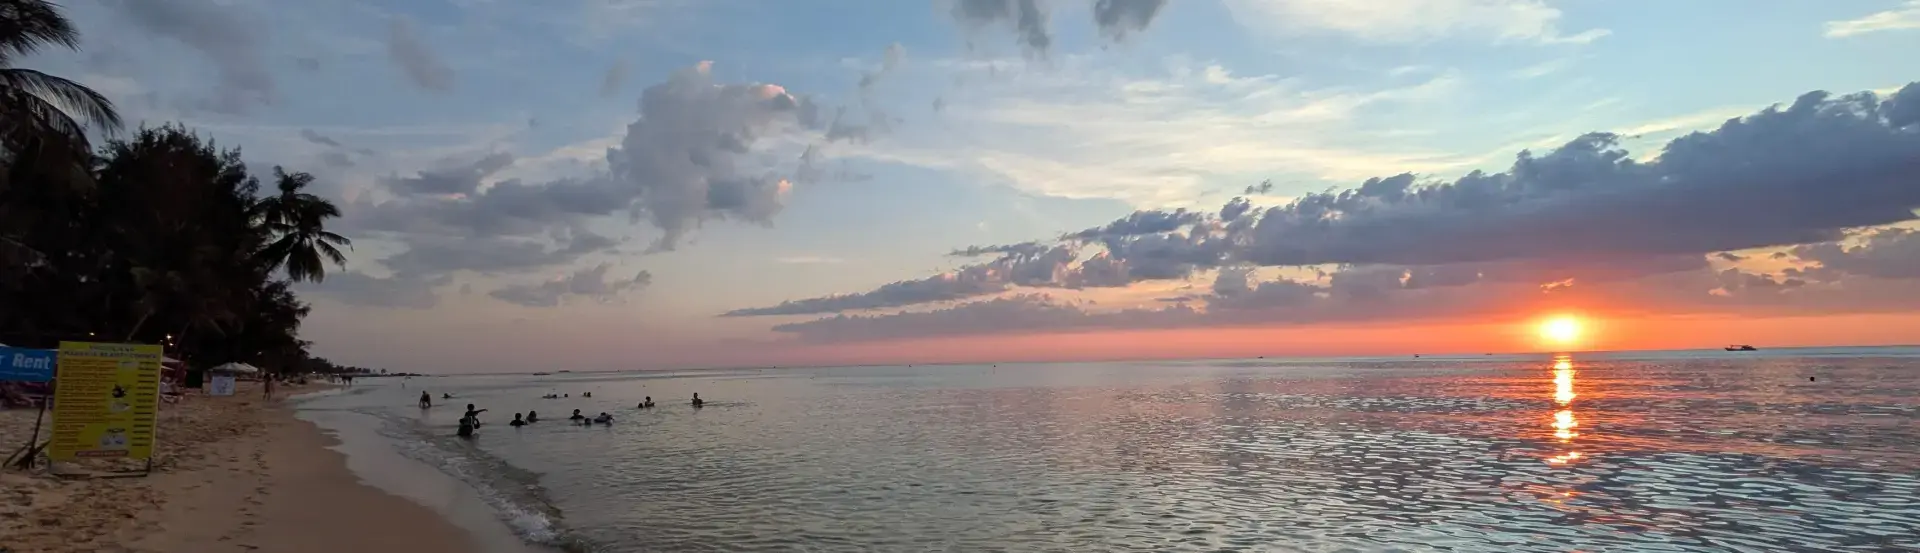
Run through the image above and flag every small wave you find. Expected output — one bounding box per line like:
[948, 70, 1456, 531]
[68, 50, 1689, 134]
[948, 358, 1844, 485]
[359, 407, 604, 552]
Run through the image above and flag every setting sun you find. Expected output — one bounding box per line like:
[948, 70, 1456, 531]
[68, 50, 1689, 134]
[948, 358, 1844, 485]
[1540, 316, 1584, 345]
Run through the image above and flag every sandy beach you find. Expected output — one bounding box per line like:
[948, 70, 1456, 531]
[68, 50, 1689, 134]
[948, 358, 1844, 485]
[1, 382, 478, 553]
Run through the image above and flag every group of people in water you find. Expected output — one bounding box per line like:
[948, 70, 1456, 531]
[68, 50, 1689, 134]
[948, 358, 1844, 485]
[424, 390, 709, 438]
[633, 393, 703, 408]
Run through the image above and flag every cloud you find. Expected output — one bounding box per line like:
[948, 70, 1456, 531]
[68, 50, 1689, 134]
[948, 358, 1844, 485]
[1228, 86, 1920, 268]
[343, 62, 824, 287]
[1223, 0, 1609, 44]
[608, 61, 810, 249]
[601, 59, 630, 98]
[489, 264, 653, 307]
[1510, 57, 1574, 79]
[1826, 1, 1920, 38]
[299, 129, 343, 148]
[768, 294, 1129, 342]
[950, 242, 1049, 257]
[320, 151, 354, 168]
[1092, 0, 1169, 40]
[385, 152, 516, 197]
[1791, 229, 1920, 280]
[775, 256, 847, 265]
[754, 81, 1920, 339]
[301, 272, 448, 309]
[951, 0, 1053, 55]
[860, 58, 1468, 205]
[1065, 208, 1202, 240]
[378, 232, 613, 277]
[388, 17, 455, 92]
[858, 43, 906, 90]
[101, 0, 274, 113]
[723, 244, 1082, 316]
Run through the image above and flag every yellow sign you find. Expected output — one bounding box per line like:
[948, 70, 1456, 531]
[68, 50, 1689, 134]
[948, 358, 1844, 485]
[49, 341, 162, 461]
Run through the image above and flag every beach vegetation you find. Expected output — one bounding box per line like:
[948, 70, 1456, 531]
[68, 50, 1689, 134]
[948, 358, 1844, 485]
[0, 0, 354, 373]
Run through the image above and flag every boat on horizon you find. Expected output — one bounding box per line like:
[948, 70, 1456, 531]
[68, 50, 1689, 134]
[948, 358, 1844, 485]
[1725, 344, 1759, 351]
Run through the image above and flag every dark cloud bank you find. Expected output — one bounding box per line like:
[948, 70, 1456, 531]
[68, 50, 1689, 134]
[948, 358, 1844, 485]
[734, 83, 1920, 342]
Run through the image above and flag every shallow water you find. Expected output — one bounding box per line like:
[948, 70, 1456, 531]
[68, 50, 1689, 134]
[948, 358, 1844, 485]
[303, 348, 1920, 552]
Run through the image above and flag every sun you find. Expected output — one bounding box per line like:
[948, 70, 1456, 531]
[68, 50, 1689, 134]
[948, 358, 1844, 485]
[1539, 316, 1583, 345]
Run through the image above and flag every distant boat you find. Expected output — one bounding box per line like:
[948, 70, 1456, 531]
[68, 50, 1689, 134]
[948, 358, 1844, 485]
[1725, 345, 1758, 351]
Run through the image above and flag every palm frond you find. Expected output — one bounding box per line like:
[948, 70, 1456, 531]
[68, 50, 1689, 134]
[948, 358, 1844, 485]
[315, 239, 347, 266]
[0, 86, 86, 145]
[0, 68, 120, 133]
[0, 0, 81, 61]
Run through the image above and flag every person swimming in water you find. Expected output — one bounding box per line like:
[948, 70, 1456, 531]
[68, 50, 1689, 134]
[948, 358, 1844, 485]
[443, 393, 453, 399]
[527, 410, 539, 423]
[463, 404, 488, 428]
[691, 393, 704, 407]
[419, 391, 431, 409]
[568, 409, 585, 422]
[638, 396, 656, 409]
[593, 412, 613, 424]
[510, 413, 527, 427]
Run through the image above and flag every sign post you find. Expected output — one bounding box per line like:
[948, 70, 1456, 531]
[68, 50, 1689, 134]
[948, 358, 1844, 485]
[49, 341, 162, 477]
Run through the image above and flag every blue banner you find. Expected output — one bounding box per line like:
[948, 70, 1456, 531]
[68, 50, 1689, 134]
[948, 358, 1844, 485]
[0, 346, 56, 382]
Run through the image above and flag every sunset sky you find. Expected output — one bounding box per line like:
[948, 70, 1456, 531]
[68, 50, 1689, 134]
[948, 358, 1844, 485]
[29, 0, 1920, 372]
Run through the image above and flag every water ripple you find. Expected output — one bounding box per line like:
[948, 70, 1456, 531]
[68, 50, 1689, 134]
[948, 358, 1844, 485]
[348, 354, 1920, 552]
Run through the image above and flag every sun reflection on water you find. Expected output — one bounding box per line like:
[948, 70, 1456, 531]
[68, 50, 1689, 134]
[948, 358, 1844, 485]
[1547, 355, 1583, 465]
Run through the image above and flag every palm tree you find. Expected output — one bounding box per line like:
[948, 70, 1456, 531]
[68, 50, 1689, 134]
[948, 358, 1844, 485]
[255, 167, 350, 283]
[0, 0, 122, 280]
[0, 0, 121, 150]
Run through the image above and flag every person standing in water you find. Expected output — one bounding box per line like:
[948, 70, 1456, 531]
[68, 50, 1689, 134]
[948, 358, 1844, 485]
[527, 411, 539, 423]
[691, 393, 704, 407]
[419, 391, 432, 409]
[510, 413, 527, 427]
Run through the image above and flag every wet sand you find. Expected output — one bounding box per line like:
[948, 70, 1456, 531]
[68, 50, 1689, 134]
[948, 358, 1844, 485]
[1, 382, 477, 553]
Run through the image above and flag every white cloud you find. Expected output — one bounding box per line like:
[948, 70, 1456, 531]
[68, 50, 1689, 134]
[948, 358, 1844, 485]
[1223, 0, 1608, 44]
[1826, 1, 1920, 38]
[848, 57, 1477, 207]
[1509, 57, 1574, 79]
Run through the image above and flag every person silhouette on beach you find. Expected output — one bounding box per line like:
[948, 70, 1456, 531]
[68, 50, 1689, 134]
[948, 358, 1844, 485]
[419, 391, 431, 409]
[691, 393, 704, 408]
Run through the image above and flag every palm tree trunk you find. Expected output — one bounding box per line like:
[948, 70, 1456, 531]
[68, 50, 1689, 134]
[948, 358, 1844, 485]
[124, 308, 153, 342]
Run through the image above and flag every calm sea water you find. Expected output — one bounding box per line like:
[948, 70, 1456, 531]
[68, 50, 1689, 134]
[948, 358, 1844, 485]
[298, 348, 1920, 552]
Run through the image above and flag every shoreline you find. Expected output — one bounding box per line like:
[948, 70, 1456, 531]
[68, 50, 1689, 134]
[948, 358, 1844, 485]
[0, 383, 483, 553]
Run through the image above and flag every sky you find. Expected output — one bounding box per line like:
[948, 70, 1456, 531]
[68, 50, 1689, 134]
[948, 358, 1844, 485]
[25, 0, 1920, 373]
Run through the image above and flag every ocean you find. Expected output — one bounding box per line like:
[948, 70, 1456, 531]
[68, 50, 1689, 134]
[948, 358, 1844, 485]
[293, 347, 1920, 552]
